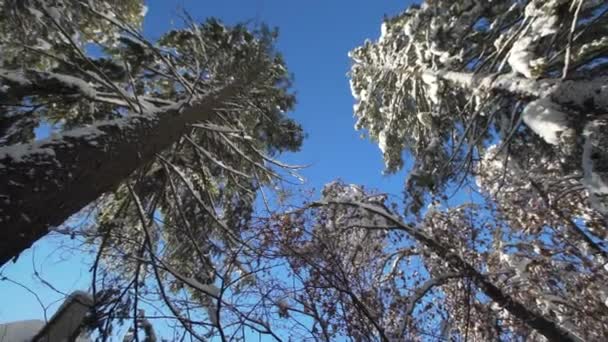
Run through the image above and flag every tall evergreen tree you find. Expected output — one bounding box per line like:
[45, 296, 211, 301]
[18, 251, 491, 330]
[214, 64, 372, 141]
[0, 1, 303, 273]
[349, 0, 608, 216]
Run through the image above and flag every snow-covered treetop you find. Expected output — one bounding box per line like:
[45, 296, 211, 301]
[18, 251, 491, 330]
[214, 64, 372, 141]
[349, 0, 608, 213]
[345, 3, 608, 337]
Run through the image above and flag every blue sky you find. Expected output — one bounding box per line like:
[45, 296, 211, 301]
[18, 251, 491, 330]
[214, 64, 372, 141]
[0, 0, 415, 335]
[141, 0, 411, 194]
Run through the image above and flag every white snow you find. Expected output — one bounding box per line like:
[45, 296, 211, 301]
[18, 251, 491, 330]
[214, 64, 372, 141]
[379, 22, 388, 43]
[552, 77, 608, 111]
[349, 78, 361, 100]
[0, 318, 91, 342]
[140, 5, 149, 17]
[45, 6, 62, 23]
[27, 7, 44, 21]
[378, 129, 388, 154]
[500, 252, 532, 282]
[508, 0, 562, 78]
[49, 73, 97, 99]
[416, 111, 433, 129]
[0, 122, 111, 165]
[521, 98, 569, 145]
[403, 13, 420, 38]
[508, 37, 535, 79]
[34, 38, 52, 51]
[330, 183, 365, 202]
[575, 37, 608, 61]
[62, 125, 104, 140]
[0, 69, 97, 99]
[421, 71, 440, 104]
[0, 69, 30, 86]
[525, 1, 560, 37]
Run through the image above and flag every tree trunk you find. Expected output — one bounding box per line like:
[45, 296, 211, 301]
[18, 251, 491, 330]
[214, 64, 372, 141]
[0, 83, 240, 266]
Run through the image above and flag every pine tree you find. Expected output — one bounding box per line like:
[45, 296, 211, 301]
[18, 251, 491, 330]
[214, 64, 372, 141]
[0, 1, 303, 274]
[349, 0, 608, 215]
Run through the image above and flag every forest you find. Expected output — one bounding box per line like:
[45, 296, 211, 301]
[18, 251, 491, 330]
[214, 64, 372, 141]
[0, 0, 607, 341]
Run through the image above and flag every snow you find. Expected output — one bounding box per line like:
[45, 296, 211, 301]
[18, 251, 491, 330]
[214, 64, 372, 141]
[582, 120, 608, 214]
[421, 71, 440, 104]
[35, 38, 52, 51]
[379, 22, 388, 43]
[140, 5, 149, 17]
[45, 6, 63, 23]
[508, 37, 535, 79]
[322, 182, 365, 202]
[521, 98, 569, 145]
[0, 69, 30, 86]
[0, 69, 97, 99]
[0, 122, 111, 166]
[27, 7, 44, 21]
[552, 76, 608, 112]
[62, 125, 104, 140]
[378, 129, 388, 154]
[508, 0, 562, 78]
[500, 252, 531, 282]
[575, 37, 608, 61]
[0, 112, 162, 170]
[416, 111, 433, 129]
[403, 13, 420, 38]
[49, 73, 97, 99]
[0, 318, 91, 342]
[349, 79, 360, 100]
[525, 1, 560, 37]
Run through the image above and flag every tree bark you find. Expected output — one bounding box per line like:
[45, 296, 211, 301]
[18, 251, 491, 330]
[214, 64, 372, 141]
[0, 82, 240, 266]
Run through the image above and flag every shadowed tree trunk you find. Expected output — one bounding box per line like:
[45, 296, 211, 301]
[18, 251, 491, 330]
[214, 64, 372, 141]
[0, 82, 241, 266]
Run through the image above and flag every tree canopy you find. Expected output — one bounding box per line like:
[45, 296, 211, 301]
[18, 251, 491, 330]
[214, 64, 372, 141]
[1, 0, 607, 341]
[344, 0, 608, 340]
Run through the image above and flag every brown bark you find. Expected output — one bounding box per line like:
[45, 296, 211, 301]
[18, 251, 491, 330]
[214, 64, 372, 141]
[0, 83, 240, 266]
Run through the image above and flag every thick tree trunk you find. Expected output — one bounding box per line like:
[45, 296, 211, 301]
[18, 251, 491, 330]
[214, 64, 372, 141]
[324, 201, 583, 342]
[0, 83, 239, 266]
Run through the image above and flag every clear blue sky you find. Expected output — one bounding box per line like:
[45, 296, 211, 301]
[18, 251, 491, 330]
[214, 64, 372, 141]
[0, 0, 414, 334]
